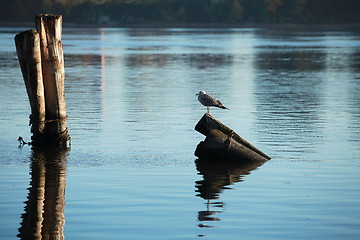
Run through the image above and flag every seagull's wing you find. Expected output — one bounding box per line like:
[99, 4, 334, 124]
[213, 98, 229, 109]
[198, 92, 229, 110]
[199, 94, 218, 107]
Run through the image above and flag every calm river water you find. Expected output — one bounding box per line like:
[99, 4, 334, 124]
[0, 26, 360, 239]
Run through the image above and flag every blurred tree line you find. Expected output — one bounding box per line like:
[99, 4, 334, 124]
[1, 0, 359, 24]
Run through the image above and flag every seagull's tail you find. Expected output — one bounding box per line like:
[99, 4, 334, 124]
[219, 106, 229, 110]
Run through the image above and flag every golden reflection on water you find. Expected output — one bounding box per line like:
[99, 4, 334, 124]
[18, 148, 68, 240]
[195, 157, 265, 229]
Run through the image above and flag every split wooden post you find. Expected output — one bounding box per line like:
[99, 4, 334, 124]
[14, 14, 70, 147]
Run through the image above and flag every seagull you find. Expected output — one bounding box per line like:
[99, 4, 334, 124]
[196, 91, 229, 114]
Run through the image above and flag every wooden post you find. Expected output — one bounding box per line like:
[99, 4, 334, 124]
[35, 14, 68, 145]
[15, 14, 70, 147]
[14, 30, 46, 141]
[195, 113, 271, 160]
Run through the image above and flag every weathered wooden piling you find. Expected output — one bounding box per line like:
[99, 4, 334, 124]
[14, 30, 46, 140]
[35, 14, 67, 138]
[15, 14, 70, 148]
[195, 113, 270, 162]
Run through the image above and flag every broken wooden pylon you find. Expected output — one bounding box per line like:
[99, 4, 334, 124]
[14, 14, 70, 148]
[195, 113, 270, 162]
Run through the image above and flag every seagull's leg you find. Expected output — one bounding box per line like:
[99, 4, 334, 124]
[207, 107, 210, 114]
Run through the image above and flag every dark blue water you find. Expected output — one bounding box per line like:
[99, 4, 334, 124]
[0, 26, 360, 239]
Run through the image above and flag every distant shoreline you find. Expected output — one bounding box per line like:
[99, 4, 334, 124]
[1, 21, 360, 29]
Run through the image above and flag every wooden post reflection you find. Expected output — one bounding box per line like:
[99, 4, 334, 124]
[18, 149, 67, 240]
[195, 157, 266, 229]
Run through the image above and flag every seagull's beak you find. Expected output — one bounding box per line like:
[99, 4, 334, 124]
[196, 93, 199, 96]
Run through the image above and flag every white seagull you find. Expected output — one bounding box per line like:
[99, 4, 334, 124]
[196, 91, 229, 114]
